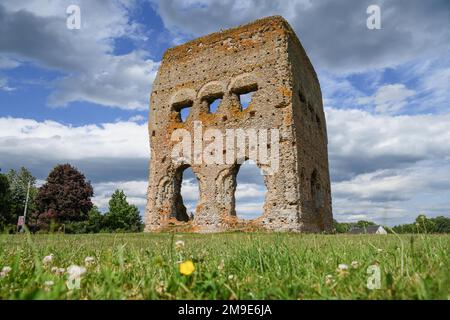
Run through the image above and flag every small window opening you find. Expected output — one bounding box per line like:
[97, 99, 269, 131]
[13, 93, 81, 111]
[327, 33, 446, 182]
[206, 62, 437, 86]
[172, 100, 193, 122]
[234, 84, 258, 111]
[205, 94, 223, 113]
[180, 108, 190, 122]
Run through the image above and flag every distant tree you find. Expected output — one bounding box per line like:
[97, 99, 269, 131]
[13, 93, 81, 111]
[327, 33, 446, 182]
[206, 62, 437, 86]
[65, 206, 105, 234]
[333, 219, 351, 233]
[6, 167, 37, 226]
[333, 219, 378, 233]
[86, 206, 105, 233]
[415, 214, 436, 234]
[35, 208, 59, 233]
[392, 214, 450, 234]
[104, 190, 143, 232]
[432, 216, 450, 233]
[355, 220, 376, 229]
[35, 164, 93, 231]
[0, 170, 12, 231]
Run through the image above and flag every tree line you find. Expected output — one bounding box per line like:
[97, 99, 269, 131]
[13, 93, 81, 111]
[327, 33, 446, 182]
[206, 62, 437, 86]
[333, 215, 450, 234]
[0, 164, 143, 233]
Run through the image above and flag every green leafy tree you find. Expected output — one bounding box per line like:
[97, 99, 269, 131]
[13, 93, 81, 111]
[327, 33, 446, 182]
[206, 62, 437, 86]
[392, 214, 450, 234]
[35, 164, 93, 231]
[432, 216, 450, 233]
[104, 190, 143, 232]
[355, 220, 376, 229]
[6, 167, 37, 226]
[86, 206, 105, 233]
[0, 170, 12, 231]
[333, 219, 351, 233]
[65, 206, 105, 234]
[415, 214, 435, 234]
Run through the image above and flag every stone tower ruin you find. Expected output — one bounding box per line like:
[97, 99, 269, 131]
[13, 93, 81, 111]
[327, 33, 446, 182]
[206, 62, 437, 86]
[144, 16, 332, 233]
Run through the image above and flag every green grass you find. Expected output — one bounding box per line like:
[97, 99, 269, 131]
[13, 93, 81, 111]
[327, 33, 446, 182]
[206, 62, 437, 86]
[0, 233, 448, 300]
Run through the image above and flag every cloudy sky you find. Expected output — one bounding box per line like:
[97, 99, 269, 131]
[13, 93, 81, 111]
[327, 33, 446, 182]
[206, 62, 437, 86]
[1, 0, 449, 226]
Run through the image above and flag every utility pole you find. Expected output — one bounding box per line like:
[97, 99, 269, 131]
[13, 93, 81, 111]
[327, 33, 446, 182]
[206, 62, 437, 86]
[23, 180, 31, 226]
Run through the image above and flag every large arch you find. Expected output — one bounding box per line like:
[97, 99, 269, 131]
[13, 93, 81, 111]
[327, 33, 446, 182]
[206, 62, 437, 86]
[171, 165, 200, 221]
[233, 160, 268, 220]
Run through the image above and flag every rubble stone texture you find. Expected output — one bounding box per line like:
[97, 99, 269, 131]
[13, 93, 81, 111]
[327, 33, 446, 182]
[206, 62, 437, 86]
[145, 16, 333, 232]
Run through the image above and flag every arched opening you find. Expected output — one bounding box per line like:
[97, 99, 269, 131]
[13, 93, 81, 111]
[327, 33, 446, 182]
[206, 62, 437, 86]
[172, 100, 193, 122]
[234, 84, 258, 110]
[203, 93, 224, 114]
[172, 166, 200, 221]
[234, 160, 267, 220]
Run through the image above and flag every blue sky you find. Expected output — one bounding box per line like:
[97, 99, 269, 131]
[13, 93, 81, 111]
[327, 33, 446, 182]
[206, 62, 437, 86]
[1, 0, 449, 226]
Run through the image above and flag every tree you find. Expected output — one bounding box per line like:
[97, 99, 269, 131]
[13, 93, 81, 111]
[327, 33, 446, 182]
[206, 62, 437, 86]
[65, 206, 105, 234]
[35, 164, 93, 231]
[333, 219, 351, 233]
[392, 214, 450, 234]
[104, 190, 143, 232]
[6, 167, 37, 227]
[0, 170, 12, 231]
[433, 216, 450, 233]
[355, 220, 376, 229]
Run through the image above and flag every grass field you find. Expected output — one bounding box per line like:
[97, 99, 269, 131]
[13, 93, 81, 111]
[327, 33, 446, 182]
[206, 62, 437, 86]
[0, 233, 448, 300]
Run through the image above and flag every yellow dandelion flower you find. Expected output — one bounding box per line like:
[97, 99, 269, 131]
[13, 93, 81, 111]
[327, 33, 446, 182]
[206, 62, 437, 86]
[179, 260, 195, 276]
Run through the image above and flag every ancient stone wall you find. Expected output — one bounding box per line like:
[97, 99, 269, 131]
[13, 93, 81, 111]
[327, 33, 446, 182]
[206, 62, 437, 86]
[144, 16, 332, 232]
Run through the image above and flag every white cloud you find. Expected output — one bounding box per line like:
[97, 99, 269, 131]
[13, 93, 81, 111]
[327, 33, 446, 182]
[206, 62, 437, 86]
[181, 178, 200, 202]
[0, 117, 149, 182]
[128, 115, 146, 122]
[419, 67, 450, 111]
[357, 84, 415, 114]
[0, 56, 21, 69]
[152, 0, 450, 74]
[326, 107, 450, 224]
[93, 180, 148, 211]
[0, 0, 157, 109]
[0, 77, 15, 91]
[326, 107, 450, 181]
[333, 164, 450, 202]
[235, 183, 266, 200]
[0, 117, 148, 160]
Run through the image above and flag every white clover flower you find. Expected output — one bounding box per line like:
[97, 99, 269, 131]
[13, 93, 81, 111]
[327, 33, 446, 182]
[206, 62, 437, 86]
[228, 274, 235, 280]
[336, 263, 350, 277]
[0, 266, 12, 278]
[43, 254, 54, 265]
[2, 266, 12, 274]
[84, 256, 95, 266]
[59, 268, 65, 274]
[337, 263, 349, 271]
[66, 265, 86, 290]
[175, 240, 185, 250]
[325, 274, 334, 285]
[67, 265, 87, 280]
[351, 261, 359, 269]
[44, 280, 54, 287]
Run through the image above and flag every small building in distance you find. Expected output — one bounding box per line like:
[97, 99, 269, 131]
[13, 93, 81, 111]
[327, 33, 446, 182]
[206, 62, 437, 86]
[349, 225, 388, 235]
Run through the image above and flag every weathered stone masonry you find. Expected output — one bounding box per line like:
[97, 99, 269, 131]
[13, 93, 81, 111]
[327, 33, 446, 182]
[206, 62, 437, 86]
[144, 16, 333, 232]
